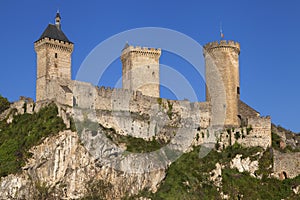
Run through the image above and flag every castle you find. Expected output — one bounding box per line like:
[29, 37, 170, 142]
[33, 12, 272, 149]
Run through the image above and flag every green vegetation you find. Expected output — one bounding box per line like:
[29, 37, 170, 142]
[256, 148, 273, 179]
[156, 98, 174, 120]
[222, 168, 300, 200]
[272, 131, 300, 153]
[74, 119, 166, 153]
[101, 124, 166, 153]
[81, 179, 113, 200]
[129, 146, 222, 200]
[272, 132, 282, 151]
[0, 94, 10, 114]
[0, 103, 66, 177]
[167, 100, 173, 120]
[129, 144, 299, 200]
[157, 97, 162, 105]
[121, 135, 165, 153]
[246, 126, 253, 135]
[234, 131, 241, 140]
[34, 181, 53, 200]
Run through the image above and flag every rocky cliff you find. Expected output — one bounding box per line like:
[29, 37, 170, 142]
[0, 130, 166, 199]
[0, 101, 299, 199]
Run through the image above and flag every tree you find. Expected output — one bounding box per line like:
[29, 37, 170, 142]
[0, 95, 10, 114]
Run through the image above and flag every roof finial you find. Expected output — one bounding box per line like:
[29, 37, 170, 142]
[123, 41, 130, 51]
[55, 10, 61, 30]
[220, 21, 224, 39]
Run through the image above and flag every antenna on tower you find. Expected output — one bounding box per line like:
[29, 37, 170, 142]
[220, 22, 224, 39]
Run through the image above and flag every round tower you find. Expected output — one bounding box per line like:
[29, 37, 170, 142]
[203, 40, 240, 127]
[121, 44, 161, 98]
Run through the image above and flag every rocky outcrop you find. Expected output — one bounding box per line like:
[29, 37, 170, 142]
[0, 130, 166, 199]
[230, 154, 259, 177]
[209, 163, 223, 188]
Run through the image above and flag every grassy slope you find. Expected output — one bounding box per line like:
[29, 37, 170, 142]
[130, 144, 300, 200]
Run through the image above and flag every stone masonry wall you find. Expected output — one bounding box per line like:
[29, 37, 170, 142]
[204, 40, 240, 127]
[239, 117, 272, 149]
[40, 78, 271, 149]
[121, 46, 161, 98]
[273, 150, 300, 179]
[34, 38, 73, 102]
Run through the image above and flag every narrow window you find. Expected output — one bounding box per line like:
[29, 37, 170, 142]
[55, 53, 58, 58]
[282, 171, 288, 179]
[237, 87, 240, 95]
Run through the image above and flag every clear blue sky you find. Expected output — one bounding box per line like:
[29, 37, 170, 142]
[0, 0, 299, 133]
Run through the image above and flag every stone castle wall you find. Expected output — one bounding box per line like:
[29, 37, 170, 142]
[273, 150, 300, 179]
[39, 78, 271, 149]
[193, 116, 272, 150]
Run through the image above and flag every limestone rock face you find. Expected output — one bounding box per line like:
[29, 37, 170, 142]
[0, 130, 166, 199]
[209, 163, 223, 188]
[230, 154, 259, 177]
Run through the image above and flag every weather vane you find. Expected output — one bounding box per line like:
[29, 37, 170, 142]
[220, 22, 224, 39]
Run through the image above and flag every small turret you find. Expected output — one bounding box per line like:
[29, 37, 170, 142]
[55, 11, 61, 30]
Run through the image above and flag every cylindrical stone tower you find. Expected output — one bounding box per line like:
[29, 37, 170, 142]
[203, 40, 240, 127]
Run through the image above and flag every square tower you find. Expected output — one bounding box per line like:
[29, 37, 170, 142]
[121, 44, 161, 98]
[34, 12, 73, 102]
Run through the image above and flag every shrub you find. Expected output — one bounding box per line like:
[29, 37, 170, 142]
[0, 103, 66, 177]
[127, 145, 298, 200]
[234, 132, 241, 140]
[0, 94, 10, 114]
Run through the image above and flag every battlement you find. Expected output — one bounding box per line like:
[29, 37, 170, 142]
[121, 44, 161, 97]
[203, 40, 240, 55]
[34, 37, 74, 52]
[121, 45, 161, 57]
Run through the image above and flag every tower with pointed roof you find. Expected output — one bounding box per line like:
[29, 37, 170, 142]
[34, 12, 73, 102]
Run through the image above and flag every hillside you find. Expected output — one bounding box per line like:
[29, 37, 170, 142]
[0, 97, 299, 199]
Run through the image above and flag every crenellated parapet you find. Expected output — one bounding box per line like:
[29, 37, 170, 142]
[121, 45, 161, 61]
[34, 37, 74, 53]
[203, 40, 240, 55]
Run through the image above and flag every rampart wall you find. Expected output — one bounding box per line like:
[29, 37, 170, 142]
[273, 150, 300, 179]
[17, 78, 271, 149]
